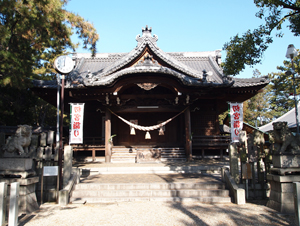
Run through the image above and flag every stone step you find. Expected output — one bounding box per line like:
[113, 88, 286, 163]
[160, 158, 186, 162]
[74, 182, 225, 190]
[111, 159, 136, 164]
[71, 189, 230, 198]
[111, 153, 137, 157]
[161, 153, 186, 157]
[80, 166, 223, 175]
[112, 150, 137, 153]
[111, 147, 186, 162]
[70, 180, 231, 204]
[70, 196, 232, 204]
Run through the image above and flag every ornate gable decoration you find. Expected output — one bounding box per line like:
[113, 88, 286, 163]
[136, 83, 158, 91]
[136, 26, 158, 47]
[135, 53, 159, 67]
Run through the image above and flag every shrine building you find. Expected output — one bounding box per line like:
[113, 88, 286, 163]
[32, 26, 269, 163]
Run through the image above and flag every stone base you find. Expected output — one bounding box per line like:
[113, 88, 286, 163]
[0, 169, 36, 178]
[273, 154, 300, 168]
[0, 158, 34, 178]
[270, 167, 300, 176]
[0, 158, 33, 171]
[0, 176, 39, 214]
[267, 173, 300, 214]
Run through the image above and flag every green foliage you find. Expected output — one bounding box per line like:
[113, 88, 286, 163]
[243, 70, 273, 126]
[268, 53, 300, 117]
[0, 0, 99, 126]
[222, 0, 300, 76]
[243, 53, 300, 127]
[0, 0, 99, 88]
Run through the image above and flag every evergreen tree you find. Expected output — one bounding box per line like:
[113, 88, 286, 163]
[268, 53, 300, 118]
[243, 69, 272, 127]
[0, 0, 99, 126]
[222, 0, 300, 76]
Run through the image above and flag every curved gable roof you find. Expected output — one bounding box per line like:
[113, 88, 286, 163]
[32, 26, 269, 90]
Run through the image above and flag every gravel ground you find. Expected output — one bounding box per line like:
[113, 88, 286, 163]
[18, 201, 295, 226]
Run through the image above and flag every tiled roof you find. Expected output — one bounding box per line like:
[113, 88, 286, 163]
[32, 26, 269, 89]
[230, 77, 269, 88]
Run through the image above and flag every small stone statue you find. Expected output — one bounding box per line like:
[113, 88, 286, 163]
[3, 125, 32, 155]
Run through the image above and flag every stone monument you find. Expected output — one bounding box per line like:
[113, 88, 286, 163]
[267, 121, 300, 213]
[0, 125, 39, 214]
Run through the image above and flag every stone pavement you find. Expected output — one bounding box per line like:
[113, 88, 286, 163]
[18, 200, 296, 226]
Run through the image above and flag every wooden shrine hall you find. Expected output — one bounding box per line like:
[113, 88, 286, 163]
[32, 26, 269, 163]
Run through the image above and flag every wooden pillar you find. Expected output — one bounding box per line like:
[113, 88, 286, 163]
[92, 148, 95, 162]
[185, 106, 192, 161]
[105, 108, 112, 163]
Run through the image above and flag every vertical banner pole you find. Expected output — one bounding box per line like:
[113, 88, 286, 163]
[59, 75, 65, 190]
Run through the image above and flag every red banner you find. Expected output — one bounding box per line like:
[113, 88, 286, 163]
[230, 103, 243, 142]
[69, 103, 85, 144]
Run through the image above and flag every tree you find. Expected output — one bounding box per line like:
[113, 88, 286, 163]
[0, 0, 99, 126]
[0, 0, 99, 88]
[243, 69, 273, 126]
[268, 53, 300, 117]
[222, 0, 300, 76]
[243, 54, 300, 127]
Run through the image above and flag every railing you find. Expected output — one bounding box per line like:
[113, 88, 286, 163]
[71, 137, 105, 147]
[71, 137, 105, 161]
[192, 135, 230, 149]
[192, 135, 230, 159]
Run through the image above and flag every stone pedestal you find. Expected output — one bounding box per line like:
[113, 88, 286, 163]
[0, 177, 39, 214]
[267, 154, 300, 214]
[267, 174, 299, 214]
[0, 158, 35, 178]
[273, 154, 300, 168]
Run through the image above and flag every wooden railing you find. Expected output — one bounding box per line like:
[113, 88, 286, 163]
[192, 135, 230, 159]
[192, 135, 230, 149]
[71, 137, 105, 147]
[71, 137, 105, 161]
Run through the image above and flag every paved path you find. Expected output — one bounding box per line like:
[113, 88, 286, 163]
[19, 201, 295, 226]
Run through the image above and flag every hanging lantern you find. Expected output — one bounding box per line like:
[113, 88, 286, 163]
[130, 127, 136, 135]
[159, 127, 164, 136]
[145, 131, 151, 139]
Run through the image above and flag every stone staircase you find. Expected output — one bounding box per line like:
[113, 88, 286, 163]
[160, 147, 186, 162]
[70, 165, 232, 204]
[111, 146, 186, 163]
[111, 147, 137, 163]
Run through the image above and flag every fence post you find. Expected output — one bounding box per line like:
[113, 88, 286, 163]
[8, 182, 19, 226]
[0, 182, 7, 226]
[294, 182, 300, 226]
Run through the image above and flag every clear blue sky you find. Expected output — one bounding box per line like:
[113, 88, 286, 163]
[65, 0, 299, 78]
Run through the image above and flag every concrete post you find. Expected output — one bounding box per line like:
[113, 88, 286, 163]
[229, 143, 240, 184]
[0, 182, 7, 226]
[63, 145, 73, 187]
[294, 182, 300, 226]
[8, 182, 19, 226]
